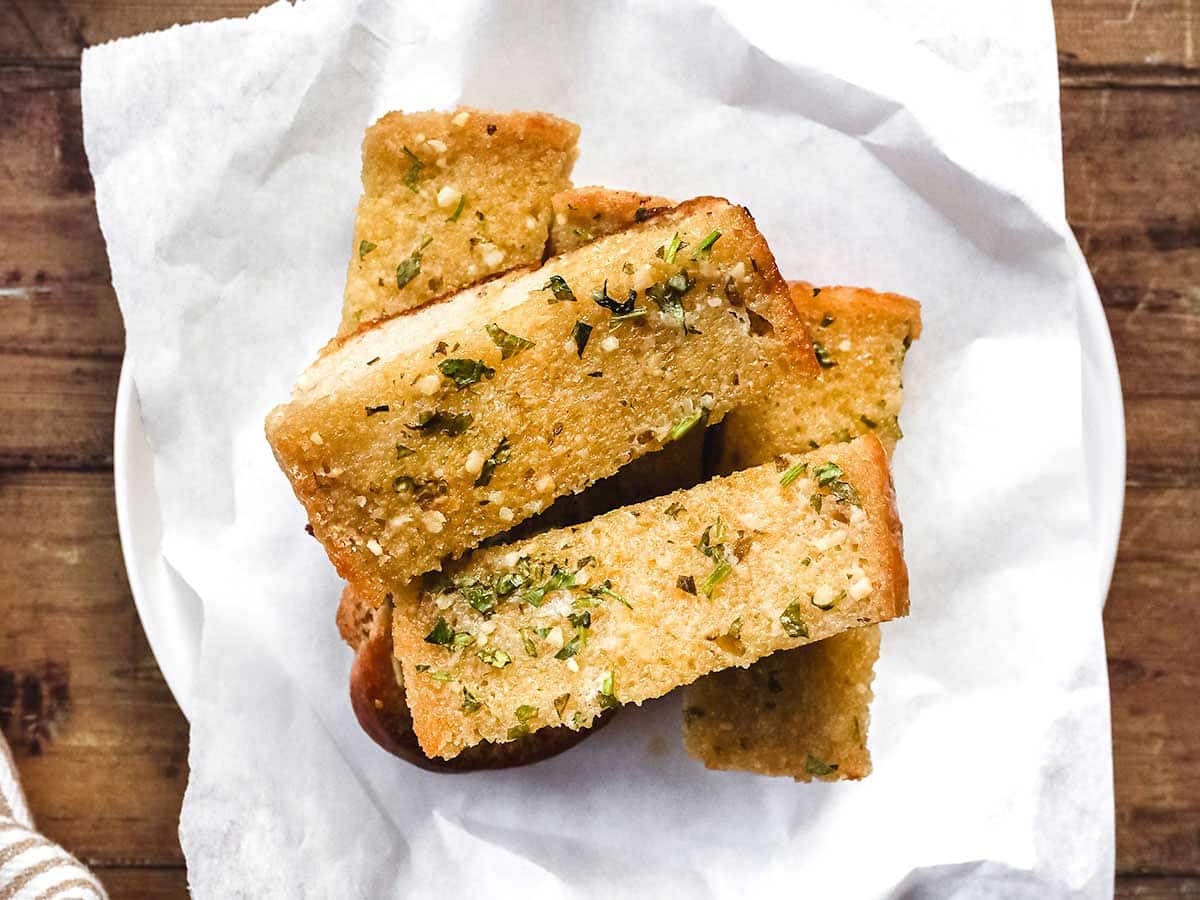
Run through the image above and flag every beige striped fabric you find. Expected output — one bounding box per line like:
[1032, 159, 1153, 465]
[0, 734, 106, 900]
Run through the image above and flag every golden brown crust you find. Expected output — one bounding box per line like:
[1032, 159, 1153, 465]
[393, 436, 906, 759]
[341, 107, 579, 332]
[547, 187, 674, 255]
[267, 197, 813, 597]
[348, 598, 610, 771]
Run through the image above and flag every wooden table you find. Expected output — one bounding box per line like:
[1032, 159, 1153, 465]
[1, 2, 1196, 896]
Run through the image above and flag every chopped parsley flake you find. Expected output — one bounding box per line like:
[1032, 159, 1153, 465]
[477, 647, 512, 668]
[677, 574, 697, 595]
[407, 409, 473, 435]
[424, 617, 474, 649]
[439, 357, 495, 389]
[805, 754, 839, 777]
[486, 323, 534, 359]
[554, 693, 571, 718]
[520, 627, 541, 657]
[367, 356, 381, 366]
[365, 404, 390, 416]
[780, 602, 809, 638]
[542, 275, 576, 303]
[474, 436, 512, 487]
[395, 443, 416, 459]
[401, 146, 424, 191]
[668, 407, 708, 442]
[429, 670, 453, 682]
[571, 320, 593, 356]
[660, 232, 685, 265]
[810, 493, 823, 513]
[813, 462, 844, 487]
[588, 580, 632, 609]
[645, 269, 697, 334]
[860, 415, 878, 429]
[358, 240, 377, 259]
[779, 460, 808, 487]
[690, 229, 721, 259]
[591, 280, 637, 316]
[665, 502, 685, 518]
[447, 194, 466, 222]
[820, 313, 835, 327]
[828, 480, 862, 506]
[392, 475, 448, 504]
[396, 235, 434, 289]
[701, 561, 733, 597]
[813, 342, 837, 368]
[597, 671, 619, 709]
[462, 687, 483, 714]
[414, 664, 430, 672]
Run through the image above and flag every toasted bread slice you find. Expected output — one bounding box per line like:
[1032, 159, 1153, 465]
[267, 197, 813, 596]
[684, 283, 921, 780]
[340, 108, 579, 333]
[547, 187, 673, 255]
[394, 435, 907, 759]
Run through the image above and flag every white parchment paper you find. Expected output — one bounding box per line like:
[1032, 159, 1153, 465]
[82, 1, 1115, 897]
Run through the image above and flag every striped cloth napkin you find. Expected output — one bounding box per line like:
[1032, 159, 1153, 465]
[0, 734, 106, 899]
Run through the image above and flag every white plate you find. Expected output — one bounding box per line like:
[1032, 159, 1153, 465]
[113, 242, 1125, 722]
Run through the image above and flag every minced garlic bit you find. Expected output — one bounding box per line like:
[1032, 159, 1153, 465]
[839, 339, 852, 352]
[366, 538, 383, 556]
[707, 295, 723, 308]
[813, 528, 848, 552]
[435, 594, 454, 610]
[436, 184, 462, 208]
[355, 495, 368, 508]
[600, 335, 620, 352]
[535, 474, 555, 493]
[422, 510, 446, 533]
[498, 506, 515, 522]
[309, 431, 324, 445]
[426, 138, 447, 153]
[464, 449, 486, 476]
[566, 657, 580, 673]
[416, 373, 441, 396]
[849, 576, 874, 600]
[481, 245, 505, 268]
[555, 212, 568, 226]
[812, 584, 835, 609]
[525, 215, 539, 230]
[451, 110, 470, 127]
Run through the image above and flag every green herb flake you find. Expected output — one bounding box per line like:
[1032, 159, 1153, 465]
[820, 313, 835, 327]
[367, 356, 381, 366]
[690, 229, 721, 259]
[554, 693, 571, 718]
[396, 235, 434, 289]
[779, 460, 808, 487]
[571, 320, 593, 357]
[477, 647, 512, 668]
[555, 629, 586, 660]
[801, 556, 812, 567]
[542, 275, 577, 303]
[414, 664, 430, 672]
[571, 711, 588, 729]
[668, 407, 708, 442]
[447, 194, 466, 222]
[515, 704, 538, 725]
[401, 145, 425, 191]
[677, 574, 697, 595]
[520, 627, 541, 658]
[805, 754, 839, 777]
[395, 443, 416, 459]
[474, 436, 512, 487]
[425, 617, 456, 647]
[713, 616, 745, 654]
[486, 323, 534, 360]
[597, 671, 619, 710]
[810, 493, 823, 513]
[588, 579, 632, 609]
[365, 404, 390, 416]
[813, 342, 837, 368]
[392, 475, 448, 504]
[461, 687, 483, 714]
[591, 280, 637, 316]
[659, 232, 685, 265]
[780, 602, 809, 638]
[608, 307, 649, 327]
[813, 462, 844, 487]
[860, 415, 878, 429]
[429, 670, 454, 682]
[358, 240, 377, 259]
[439, 357, 495, 389]
[407, 409, 473, 436]
[829, 480, 862, 507]
[701, 561, 733, 597]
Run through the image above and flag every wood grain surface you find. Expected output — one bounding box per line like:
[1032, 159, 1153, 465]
[0, 1, 1197, 897]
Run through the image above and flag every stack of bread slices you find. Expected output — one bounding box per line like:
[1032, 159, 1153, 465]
[266, 108, 921, 780]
